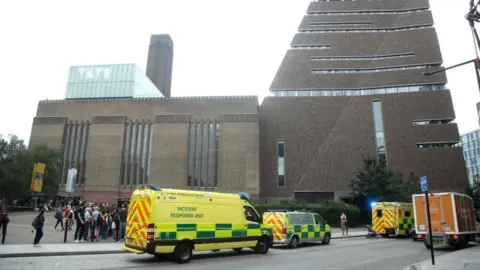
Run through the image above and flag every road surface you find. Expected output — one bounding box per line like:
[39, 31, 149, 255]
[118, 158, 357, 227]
[0, 237, 447, 270]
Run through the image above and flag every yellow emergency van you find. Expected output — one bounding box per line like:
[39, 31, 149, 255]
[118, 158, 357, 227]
[372, 202, 414, 237]
[122, 184, 273, 263]
[262, 210, 331, 248]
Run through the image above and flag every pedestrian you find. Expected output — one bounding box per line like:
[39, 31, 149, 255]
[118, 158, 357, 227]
[100, 210, 108, 239]
[54, 206, 63, 230]
[92, 207, 101, 241]
[118, 204, 127, 240]
[32, 209, 45, 247]
[111, 212, 119, 242]
[68, 206, 74, 230]
[0, 203, 9, 244]
[62, 206, 70, 230]
[83, 207, 91, 241]
[340, 212, 348, 235]
[74, 206, 85, 242]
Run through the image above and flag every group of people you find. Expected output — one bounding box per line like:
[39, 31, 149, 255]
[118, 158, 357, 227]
[53, 201, 128, 244]
[0, 199, 129, 247]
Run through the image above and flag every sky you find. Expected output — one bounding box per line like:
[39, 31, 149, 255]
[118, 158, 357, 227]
[0, 0, 478, 142]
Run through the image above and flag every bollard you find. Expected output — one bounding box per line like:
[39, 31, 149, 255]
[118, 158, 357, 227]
[63, 218, 68, 243]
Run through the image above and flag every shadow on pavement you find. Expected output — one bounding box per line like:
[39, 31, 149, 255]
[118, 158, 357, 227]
[127, 249, 260, 265]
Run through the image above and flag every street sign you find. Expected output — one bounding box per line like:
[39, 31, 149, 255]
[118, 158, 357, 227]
[420, 175, 435, 265]
[29, 163, 46, 193]
[420, 176, 428, 192]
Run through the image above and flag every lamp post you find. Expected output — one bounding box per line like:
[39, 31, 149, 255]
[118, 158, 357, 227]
[423, 59, 480, 95]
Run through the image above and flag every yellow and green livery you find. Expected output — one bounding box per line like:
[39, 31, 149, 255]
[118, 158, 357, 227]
[122, 185, 273, 263]
[262, 210, 331, 248]
[372, 202, 414, 237]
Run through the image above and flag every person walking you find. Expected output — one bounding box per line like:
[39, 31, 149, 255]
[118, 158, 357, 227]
[74, 206, 85, 242]
[340, 212, 348, 235]
[33, 210, 45, 247]
[0, 203, 9, 244]
[54, 206, 63, 230]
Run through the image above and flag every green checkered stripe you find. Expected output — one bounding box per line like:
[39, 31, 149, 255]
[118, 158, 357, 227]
[286, 224, 325, 239]
[158, 223, 264, 240]
[399, 218, 414, 231]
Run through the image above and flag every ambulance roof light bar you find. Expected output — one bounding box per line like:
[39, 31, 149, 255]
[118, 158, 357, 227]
[238, 192, 251, 201]
[136, 184, 162, 191]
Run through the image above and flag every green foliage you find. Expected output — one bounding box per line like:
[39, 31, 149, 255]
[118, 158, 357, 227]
[349, 157, 419, 203]
[466, 177, 480, 209]
[28, 144, 62, 198]
[0, 135, 31, 201]
[254, 200, 362, 227]
[0, 134, 61, 203]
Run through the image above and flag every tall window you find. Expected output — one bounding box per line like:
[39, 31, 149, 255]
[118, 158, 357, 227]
[277, 139, 285, 187]
[372, 100, 387, 166]
[121, 121, 153, 186]
[61, 121, 90, 185]
[187, 120, 220, 188]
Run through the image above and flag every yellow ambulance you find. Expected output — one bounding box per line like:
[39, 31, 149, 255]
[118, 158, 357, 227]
[371, 202, 414, 237]
[122, 184, 273, 263]
[262, 210, 331, 248]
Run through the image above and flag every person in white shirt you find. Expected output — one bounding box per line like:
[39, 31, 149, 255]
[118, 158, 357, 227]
[92, 207, 101, 241]
[84, 209, 92, 241]
[340, 213, 348, 235]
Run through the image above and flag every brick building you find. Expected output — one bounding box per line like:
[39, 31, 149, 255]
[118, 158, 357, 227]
[29, 0, 468, 203]
[31, 97, 260, 203]
[261, 0, 468, 201]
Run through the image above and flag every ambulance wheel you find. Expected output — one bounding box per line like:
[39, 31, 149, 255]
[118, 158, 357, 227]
[173, 242, 193, 264]
[233, 248, 243, 252]
[254, 237, 270, 254]
[322, 233, 331, 245]
[288, 236, 299, 249]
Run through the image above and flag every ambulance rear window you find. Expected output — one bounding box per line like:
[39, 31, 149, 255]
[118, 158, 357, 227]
[288, 214, 314, 225]
[376, 210, 382, 218]
[405, 211, 411, 217]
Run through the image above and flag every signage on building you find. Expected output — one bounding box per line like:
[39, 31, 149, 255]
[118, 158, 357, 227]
[77, 66, 111, 81]
[66, 168, 77, 193]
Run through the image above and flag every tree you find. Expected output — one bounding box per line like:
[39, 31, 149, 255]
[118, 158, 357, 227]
[0, 135, 31, 203]
[0, 134, 62, 204]
[401, 172, 421, 200]
[466, 178, 480, 209]
[28, 144, 62, 198]
[349, 157, 418, 203]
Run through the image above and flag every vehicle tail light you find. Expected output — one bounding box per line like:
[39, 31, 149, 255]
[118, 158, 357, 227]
[449, 234, 459, 239]
[282, 228, 287, 234]
[418, 234, 424, 238]
[147, 223, 155, 241]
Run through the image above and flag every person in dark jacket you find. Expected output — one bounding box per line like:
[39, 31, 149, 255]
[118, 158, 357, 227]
[33, 209, 45, 247]
[0, 203, 9, 244]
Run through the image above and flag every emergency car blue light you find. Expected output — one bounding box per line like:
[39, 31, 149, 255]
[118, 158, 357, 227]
[137, 184, 162, 191]
[239, 192, 250, 201]
[370, 201, 377, 208]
